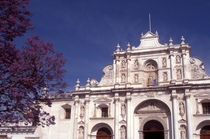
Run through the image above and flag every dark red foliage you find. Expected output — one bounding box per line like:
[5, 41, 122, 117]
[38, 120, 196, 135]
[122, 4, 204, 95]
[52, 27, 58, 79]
[0, 0, 33, 42]
[0, 0, 66, 127]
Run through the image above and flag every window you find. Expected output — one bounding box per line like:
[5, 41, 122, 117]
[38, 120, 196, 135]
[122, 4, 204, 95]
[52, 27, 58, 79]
[101, 107, 108, 117]
[65, 108, 71, 119]
[62, 104, 71, 119]
[202, 103, 210, 114]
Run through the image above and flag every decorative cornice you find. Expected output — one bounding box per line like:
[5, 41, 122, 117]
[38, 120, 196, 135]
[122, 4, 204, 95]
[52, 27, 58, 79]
[0, 126, 36, 134]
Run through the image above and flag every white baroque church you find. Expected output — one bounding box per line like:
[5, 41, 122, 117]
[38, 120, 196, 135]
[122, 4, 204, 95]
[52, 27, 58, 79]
[1, 31, 210, 139]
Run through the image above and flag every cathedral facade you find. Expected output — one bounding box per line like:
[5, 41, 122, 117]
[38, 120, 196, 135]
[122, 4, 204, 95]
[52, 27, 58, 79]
[1, 31, 210, 139]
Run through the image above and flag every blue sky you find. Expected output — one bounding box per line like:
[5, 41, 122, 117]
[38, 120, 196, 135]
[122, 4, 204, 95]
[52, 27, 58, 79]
[16, 0, 210, 90]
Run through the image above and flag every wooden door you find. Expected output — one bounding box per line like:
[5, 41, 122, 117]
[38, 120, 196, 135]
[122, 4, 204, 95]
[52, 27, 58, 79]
[97, 128, 111, 139]
[201, 126, 210, 139]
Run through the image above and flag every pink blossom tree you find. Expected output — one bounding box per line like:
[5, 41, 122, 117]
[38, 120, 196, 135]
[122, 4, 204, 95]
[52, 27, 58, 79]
[0, 0, 66, 127]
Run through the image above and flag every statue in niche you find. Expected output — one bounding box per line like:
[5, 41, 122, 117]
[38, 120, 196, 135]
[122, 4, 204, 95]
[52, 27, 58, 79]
[134, 59, 139, 69]
[80, 105, 85, 117]
[134, 74, 139, 83]
[120, 126, 126, 139]
[163, 72, 168, 81]
[148, 76, 154, 86]
[179, 102, 185, 117]
[121, 73, 126, 83]
[121, 103, 126, 118]
[180, 126, 186, 139]
[94, 103, 96, 117]
[78, 126, 84, 139]
[180, 130, 186, 139]
[121, 60, 126, 68]
[176, 55, 181, 64]
[177, 69, 182, 80]
[162, 57, 167, 67]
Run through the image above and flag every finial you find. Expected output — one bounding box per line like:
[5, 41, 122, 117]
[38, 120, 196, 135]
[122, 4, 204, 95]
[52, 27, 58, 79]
[155, 31, 158, 36]
[116, 43, 120, 52]
[169, 37, 173, 46]
[181, 36, 185, 45]
[141, 32, 144, 38]
[86, 78, 90, 87]
[127, 42, 131, 50]
[149, 13, 152, 32]
[75, 78, 80, 90]
[76, 78, 80, 86]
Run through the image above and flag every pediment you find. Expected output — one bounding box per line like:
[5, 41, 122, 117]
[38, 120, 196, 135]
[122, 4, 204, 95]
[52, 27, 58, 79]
[141, 31, 157, 39]
[78, 121, 85, 125]
[119, 120, 126, 125]
[137, 31, 164, 49]
[94, 97, 112, 103]
[178, 119, 186, 123]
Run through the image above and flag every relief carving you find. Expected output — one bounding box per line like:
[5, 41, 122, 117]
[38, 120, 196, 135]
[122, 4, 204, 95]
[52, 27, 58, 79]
[163, 72, 168, 82]
[136, 100, 169, 114]
[134, 59, 139, 69]
[180, 125, 187, 139]
[134, 74, 139, 83]
[121, 103, 126, 118]
[176, 55, 181, 64]
[121, 60, 126, 69]
[121, 73, 126, 83]
[120, 126, 126, 139]
[176, 69, 182, 80]
[91, 79, 98, 87]
[99, 65, 113, 86]
[179, 102, 185, 117]
[80, 105, 85, 117]
[162, 57, 167, 67]
[190, 57, 208, 79]
[78, 126, 84, 139]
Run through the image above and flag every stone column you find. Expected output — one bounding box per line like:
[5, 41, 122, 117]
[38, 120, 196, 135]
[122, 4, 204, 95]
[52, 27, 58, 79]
[182, 49, 190, 81]
[73, 95, 79, 139]
[126, 92, 132, 139]
[169, 53, 175, 83]
[114, 93, 120, 139]
[84, 95, 90, 139]
[185, 90, 192, 139]
[171, 90, 178, 139]
[109, 103, 111, 117]
[181, 52, 186, 80]
[196, 98, 200, 114]
[113, 59, 117, 84]
[115, 57, 120, 85]
[126, 54, 131, 86]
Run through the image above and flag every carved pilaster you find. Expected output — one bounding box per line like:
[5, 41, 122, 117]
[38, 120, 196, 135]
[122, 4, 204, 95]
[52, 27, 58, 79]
[185, 89, 192, 139]
[171, 90, 178, 139]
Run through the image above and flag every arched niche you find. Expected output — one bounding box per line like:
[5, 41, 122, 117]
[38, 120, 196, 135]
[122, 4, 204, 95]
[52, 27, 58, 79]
[134, 99, 171, 115]
[134, 99, 171, 139]
[196, 120, 210, 131]
[90, 123, 113, 139]
[144, 59, 158, 87]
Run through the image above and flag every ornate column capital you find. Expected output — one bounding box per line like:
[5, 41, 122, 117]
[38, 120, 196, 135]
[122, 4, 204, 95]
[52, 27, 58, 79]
[171, 90, 177, 99]
[126, 92, 131, 101]
[74, 95, 80, 103]
[185, 94, 191, 99]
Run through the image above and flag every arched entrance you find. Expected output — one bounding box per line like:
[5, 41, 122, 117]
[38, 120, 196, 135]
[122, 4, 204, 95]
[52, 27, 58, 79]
[143, 120, 164, 139]
[200, 125, 210, 139]
[96, 127, 111, 139]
